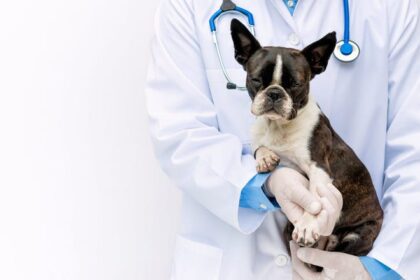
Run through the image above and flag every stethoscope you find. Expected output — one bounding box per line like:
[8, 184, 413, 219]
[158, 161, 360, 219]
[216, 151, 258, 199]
[209, 0, 360, 90]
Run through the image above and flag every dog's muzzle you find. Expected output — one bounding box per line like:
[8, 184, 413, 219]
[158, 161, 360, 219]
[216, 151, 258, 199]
[251, 85, 293, 119]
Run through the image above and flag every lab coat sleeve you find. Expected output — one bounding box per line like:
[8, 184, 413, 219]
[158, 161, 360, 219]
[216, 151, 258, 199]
[368, 1, 420, 279]
[145, 0, 267, 234]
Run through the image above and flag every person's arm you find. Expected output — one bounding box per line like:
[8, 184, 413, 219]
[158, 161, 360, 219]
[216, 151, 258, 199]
[367, 1, 420, 278]
[145, 0, 266, 234]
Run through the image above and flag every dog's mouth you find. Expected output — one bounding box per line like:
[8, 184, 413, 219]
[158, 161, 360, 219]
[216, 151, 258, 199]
[251, 100, 293, 121]
[262, 109, 284, 120]
[251, 87, 295, 120]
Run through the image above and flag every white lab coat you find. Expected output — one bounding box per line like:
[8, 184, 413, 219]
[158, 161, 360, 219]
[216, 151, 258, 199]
[145, 0, 420, 279]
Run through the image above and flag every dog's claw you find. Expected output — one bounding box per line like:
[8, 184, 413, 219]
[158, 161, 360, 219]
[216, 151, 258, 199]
[292, 213, 320, 247]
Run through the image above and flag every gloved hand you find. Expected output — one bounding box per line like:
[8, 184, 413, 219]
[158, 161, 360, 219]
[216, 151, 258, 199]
[267, 167, 343, 237]
[290, 241, 371, 280]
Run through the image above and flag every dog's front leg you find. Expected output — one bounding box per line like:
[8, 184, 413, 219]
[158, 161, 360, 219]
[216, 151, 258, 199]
[307, 164, 332, 198]
[292, 164, 335, 246]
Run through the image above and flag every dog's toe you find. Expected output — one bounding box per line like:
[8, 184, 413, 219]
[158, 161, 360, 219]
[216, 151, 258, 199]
[293, 213, 320, 247]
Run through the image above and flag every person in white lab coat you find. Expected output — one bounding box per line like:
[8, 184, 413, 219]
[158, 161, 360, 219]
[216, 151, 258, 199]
[145, 0, 420, 279]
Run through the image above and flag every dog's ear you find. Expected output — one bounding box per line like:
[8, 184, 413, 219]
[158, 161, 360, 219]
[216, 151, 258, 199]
[301, 32, 337, 78]
[230, 19, 261, 69]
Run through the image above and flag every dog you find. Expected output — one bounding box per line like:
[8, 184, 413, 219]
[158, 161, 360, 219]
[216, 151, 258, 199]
[230, 19, 383, 259]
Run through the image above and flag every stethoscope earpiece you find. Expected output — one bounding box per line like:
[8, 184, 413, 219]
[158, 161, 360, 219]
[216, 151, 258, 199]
[334, 40, 360, 63]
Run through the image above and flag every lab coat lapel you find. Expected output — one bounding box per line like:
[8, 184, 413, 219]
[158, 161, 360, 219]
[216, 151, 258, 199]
[268, 0, 300, 33]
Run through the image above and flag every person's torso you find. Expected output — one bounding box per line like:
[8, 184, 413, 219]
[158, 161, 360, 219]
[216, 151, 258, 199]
[173, 1, 390, 279]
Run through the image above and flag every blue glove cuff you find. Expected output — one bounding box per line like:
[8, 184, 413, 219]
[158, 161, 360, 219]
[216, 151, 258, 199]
[240, 172, 279, 212]
[360, 256, 402, 280]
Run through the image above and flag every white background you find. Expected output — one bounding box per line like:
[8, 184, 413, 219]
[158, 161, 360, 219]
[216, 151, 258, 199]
[0, 0, 181, 279]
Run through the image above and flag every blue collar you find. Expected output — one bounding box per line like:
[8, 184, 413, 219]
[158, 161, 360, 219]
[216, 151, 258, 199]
[282, 0, 298, 15]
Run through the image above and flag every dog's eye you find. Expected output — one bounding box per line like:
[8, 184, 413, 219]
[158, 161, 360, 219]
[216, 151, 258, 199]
[287, 79, 301, 88]
[251, 78, 262, 89]
[285, 76, 301, 89]
[291, 82, 301, 88]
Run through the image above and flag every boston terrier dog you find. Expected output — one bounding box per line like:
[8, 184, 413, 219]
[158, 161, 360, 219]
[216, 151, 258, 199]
[230, 19, 383, 258]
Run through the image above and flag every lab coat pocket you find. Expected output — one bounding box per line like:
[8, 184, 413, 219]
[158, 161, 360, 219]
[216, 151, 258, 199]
[171, 235, 223, 280]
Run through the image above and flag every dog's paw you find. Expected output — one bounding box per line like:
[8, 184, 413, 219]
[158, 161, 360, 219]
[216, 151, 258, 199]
[255, 147, 280, 173]
[292, 212, 320, 247]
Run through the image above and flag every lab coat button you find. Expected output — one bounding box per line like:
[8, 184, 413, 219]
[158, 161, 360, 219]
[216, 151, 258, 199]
[275, 254, 289, 267]
[288, 33, 300, 46]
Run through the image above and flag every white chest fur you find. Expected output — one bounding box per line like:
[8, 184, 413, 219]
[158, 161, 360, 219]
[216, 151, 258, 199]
[251, 94, 321, 174]
[251, 95, 337, 246]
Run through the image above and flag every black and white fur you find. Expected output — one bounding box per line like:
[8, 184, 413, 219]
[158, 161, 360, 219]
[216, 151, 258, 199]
[230, 19, 383, 258]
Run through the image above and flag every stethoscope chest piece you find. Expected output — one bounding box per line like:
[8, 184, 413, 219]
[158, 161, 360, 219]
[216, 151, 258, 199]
[334, 40, 360, 63]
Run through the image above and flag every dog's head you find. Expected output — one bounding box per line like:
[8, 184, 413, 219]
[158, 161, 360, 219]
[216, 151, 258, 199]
[230, 19, 336, 121]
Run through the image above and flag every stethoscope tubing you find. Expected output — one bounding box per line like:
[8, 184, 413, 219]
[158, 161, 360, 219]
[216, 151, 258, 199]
[209, 7, 254, 32]
[210, 6, 255, 90]
[343, 0, 350, 44]
[209, 0, 360, 90]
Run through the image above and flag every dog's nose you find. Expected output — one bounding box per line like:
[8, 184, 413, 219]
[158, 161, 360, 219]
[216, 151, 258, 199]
[267, 89, 283, 101]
